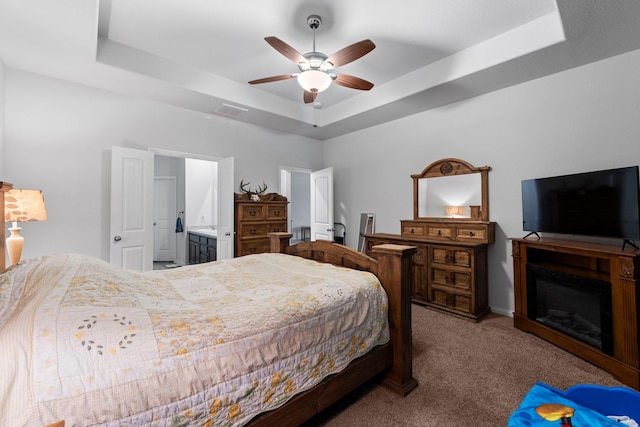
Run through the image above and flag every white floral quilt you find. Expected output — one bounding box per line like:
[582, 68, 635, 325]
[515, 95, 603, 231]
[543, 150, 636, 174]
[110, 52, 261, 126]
[0, 252, 389, 426]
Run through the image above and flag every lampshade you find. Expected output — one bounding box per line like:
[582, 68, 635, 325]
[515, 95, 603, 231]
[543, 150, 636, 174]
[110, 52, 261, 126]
[4, 189, 47, 266]
[445, 205, 464, 217]
[297, 70, 332, 93]
[5, 189, 47, 222]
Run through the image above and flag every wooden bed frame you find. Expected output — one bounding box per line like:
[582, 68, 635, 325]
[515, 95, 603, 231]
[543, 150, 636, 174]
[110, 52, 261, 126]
[0, 181, 11, 272]
[0, 182, 417, 426]
[249, 233, 417, 425]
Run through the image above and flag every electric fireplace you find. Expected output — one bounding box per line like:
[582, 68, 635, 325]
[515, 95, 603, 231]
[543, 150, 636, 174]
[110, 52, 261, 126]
[526, 264, 613, 355]
[513, 238, 640, 390]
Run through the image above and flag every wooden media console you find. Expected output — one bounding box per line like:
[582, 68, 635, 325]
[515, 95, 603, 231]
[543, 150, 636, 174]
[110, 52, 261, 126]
[512, 237, 640, 390]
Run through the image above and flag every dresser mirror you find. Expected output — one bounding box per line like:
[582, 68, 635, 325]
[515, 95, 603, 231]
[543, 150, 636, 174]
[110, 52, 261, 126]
[412, 158, 490, 221]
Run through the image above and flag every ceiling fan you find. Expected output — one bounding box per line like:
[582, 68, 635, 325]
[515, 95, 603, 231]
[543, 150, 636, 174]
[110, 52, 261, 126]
[248, 15, 376, 104]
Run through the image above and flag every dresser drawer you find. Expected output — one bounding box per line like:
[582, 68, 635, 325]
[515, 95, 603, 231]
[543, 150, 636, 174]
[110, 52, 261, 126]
[431, 268, 471, 290]
[456, 225, 488, 242]
[238, 204, 266, 221]
[432, 289, 471, 313]
[268, 221, 287, 233]
[239, 222, 287, 237]
[431, 247, 472, 268]
[266, 205, 286, 220]
[425, 225, 454, 240]
[401, 222, 426, 236]
[239, 223, 271, 237]
[237, 239, 271, 256]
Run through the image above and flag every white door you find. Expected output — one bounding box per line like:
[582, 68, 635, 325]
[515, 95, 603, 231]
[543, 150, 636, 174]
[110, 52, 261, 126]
[216, 156, 234, 259]
[110, 146, 154, 271]
[153, 176, 176, 262]
[310, 167, 334, 242]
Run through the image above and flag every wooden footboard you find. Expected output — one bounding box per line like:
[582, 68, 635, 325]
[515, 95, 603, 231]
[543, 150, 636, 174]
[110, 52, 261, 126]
[252, 233, 417, 425]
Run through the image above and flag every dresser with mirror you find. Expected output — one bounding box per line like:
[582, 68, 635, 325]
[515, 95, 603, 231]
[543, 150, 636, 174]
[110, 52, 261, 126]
[365, 158, 495, 321]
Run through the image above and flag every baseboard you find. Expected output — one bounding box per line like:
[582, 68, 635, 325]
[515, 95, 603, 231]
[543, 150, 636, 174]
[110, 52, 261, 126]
[489, 306, 513, 317]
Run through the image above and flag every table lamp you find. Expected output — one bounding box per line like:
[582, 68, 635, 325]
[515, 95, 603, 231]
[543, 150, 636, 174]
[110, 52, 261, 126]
[4, 189, 47, 265]
[445, 205, 464, 218]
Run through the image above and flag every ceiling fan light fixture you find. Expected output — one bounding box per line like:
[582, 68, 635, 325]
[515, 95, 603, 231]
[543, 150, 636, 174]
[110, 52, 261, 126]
[249, 15, 375, 103]
[297, 69, 332, 93]
[298, 61, 310, 71]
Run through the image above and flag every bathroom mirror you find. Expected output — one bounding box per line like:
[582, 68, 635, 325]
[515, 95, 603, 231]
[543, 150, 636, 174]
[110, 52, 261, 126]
[412, 158, 490, 221]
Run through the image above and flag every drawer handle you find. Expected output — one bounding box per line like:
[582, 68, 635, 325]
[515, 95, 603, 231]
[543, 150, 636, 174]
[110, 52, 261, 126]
[249, 209, 257, 216]
[410, 228, 415, 234]
[469, 231, 475, 237]
[274, 210, 280, 215]
[273, 227, 281, 232]
[437, 230, 442, 236]
[249, 229, 256, 234]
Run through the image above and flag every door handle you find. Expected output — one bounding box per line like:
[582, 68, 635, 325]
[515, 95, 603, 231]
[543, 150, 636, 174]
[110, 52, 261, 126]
[113, 235, 122, 242]
[225, 232, 231, 236]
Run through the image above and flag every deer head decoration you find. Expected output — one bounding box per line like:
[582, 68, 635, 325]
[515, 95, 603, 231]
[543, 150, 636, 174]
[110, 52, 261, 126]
[239, 180, 268, 201]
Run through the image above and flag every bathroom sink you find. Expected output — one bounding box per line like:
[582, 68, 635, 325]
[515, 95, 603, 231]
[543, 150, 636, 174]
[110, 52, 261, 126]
[190, 229, 217, 238]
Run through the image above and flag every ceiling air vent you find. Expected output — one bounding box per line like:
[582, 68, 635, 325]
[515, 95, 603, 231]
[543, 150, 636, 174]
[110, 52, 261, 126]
[213, 103, 248, 119]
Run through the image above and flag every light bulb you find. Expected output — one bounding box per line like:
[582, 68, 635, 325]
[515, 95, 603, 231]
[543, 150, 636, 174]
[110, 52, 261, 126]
[297, 70, 332, 93]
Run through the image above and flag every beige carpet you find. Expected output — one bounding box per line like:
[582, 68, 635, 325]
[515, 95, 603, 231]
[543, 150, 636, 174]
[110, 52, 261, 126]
[313, 305, 626, 426]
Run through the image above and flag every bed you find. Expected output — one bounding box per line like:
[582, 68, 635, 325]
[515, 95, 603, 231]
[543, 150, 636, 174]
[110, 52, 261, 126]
[0, 181, 417, 427]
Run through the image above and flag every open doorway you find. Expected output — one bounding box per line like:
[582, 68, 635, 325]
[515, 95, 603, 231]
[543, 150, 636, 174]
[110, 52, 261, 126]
[280, 166, 335, 244]
[151, 149, 233, 266]
[153, 175, 178, 263]
[280, 167, 311, 243]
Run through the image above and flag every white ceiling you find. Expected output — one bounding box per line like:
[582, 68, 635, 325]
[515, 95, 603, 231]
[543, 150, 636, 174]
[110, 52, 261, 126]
[1, 0, 640, 140]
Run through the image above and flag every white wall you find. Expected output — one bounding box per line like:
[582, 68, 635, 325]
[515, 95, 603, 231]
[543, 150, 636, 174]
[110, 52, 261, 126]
[4, 69, 323, 261]
[324, 48, 640, 316]
[0, 57, 5, 178]
[185, 158, 217, 227]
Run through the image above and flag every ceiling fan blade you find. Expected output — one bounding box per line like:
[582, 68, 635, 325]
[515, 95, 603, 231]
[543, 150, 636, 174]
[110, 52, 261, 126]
[325, 39, 376, 67]
[248, 74, 295, 85]
[334, 74, 374, 91]
[264, 36, 306, 65]
[303, 90, 318, 104]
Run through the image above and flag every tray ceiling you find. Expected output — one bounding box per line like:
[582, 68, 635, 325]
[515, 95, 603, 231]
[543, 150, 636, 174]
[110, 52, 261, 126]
[1, 0, 640, 140]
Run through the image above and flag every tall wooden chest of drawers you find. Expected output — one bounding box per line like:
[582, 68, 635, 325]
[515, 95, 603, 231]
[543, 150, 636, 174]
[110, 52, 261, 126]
[235, 195, 288, 257]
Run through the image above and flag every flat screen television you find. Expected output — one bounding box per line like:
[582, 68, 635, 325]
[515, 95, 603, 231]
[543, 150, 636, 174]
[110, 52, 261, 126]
[521, 166, 640, 242]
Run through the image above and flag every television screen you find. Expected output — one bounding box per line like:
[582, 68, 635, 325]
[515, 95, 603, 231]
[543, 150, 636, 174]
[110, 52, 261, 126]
[521, 166, 640, 240]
